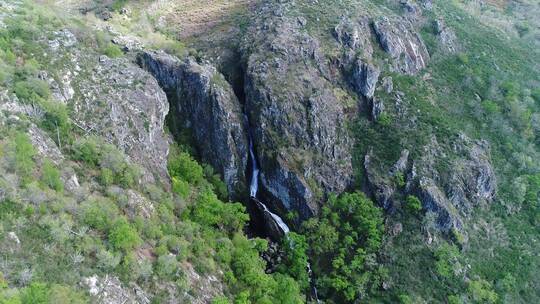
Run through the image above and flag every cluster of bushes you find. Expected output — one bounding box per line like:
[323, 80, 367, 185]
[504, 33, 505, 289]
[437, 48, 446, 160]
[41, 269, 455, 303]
[0, 8, 72, 147]
[166, 146, 304, 303]
[72, 137, 141, 188]
[302, 192, 386, 302]
[0, 280, 88, 304]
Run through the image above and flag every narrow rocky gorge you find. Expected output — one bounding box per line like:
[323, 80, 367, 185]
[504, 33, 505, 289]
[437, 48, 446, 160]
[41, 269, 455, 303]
[137, 50, 294, 240]
[138, 0, 497, 239]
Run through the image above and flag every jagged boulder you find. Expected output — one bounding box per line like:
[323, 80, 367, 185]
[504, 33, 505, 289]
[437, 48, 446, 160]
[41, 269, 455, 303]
[334, 16, 373, 58]
[364, 151, 396, 210]
[373, 16, 430, 74]
[418, 177, 463, 231]
[138, 51, 249, 199]
[243, 5, 354, 220]
[352, 59, 380, 99]
[371, 98, 385, 121]
[447, 135, 496, 211]
[434, 19, 459, 53]
[400, 0, 422, 21]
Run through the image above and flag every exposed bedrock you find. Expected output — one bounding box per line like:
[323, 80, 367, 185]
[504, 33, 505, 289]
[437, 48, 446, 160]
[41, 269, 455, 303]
[138, 51, 249, 200]
[242, 5, 354, 221]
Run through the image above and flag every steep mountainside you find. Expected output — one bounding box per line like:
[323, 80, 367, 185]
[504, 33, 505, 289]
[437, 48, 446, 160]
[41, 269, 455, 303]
[0, 0, 539, 303]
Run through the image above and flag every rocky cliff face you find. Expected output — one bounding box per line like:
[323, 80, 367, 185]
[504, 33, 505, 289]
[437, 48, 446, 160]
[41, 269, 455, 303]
[242, 4, 354, 220]
[132, 0, 487, 235]
[138, 51, 249, 200]
[73, 56, 170, 184]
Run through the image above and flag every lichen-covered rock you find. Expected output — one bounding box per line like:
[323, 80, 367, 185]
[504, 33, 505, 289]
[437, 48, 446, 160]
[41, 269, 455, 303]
[27, 124, 64, 165]
[73, 57, 170, 184]
[182, 262, 225, 304]
[371, 97, 385, 121]
[400, 0, 422, 21]
[418, 177, 463, 231]
[381, 76, 394, 93]
[243, 6, 354, 219]
[138, 50, 248, 199]
[434, 19, 459, 53]
[448, 135, 496, 209]
[412, 135, 496, 231]
[82, 275, 150, 304]
[334, 16, 373, 57]
[373, 16, 430, 74]
[112, 35, 144, 52]
[352, 59, 380, 99]
[364, 151, 396, 210]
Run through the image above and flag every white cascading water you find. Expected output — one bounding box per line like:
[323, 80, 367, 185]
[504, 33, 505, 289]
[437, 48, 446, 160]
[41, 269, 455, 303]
[248, 128, 290, 234]
[246, 114, 318, 302]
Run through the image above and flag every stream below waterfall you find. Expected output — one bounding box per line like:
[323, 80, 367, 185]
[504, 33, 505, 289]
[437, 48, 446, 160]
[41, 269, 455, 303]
[245, 114, 320, 303]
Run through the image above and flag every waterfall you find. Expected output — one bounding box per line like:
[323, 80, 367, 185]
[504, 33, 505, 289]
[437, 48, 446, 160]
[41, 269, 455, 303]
[247, 120, 290, 234]
[249, 134, 260, 198]
[245, 114, 318, 302]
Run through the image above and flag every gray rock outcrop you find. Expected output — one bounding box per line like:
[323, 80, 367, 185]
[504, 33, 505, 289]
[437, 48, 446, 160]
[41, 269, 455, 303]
[138, 51, 249, 199]
[365, 133, 496, 233]
[373, 16, 430, 74]
[413, 135, 497, 231]
[352, 59, 380, 99]
[82, 275, 150, 304]
[73, 57, 170, 184]
[334, 16, 373, 59]
[434, 19, 459, 53]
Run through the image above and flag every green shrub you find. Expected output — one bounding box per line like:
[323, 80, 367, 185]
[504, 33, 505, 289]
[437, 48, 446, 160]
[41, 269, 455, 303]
[118, 165, 140, 188]
[40, 159, 63, 192]
[203, 164, 228, 200]
[457, 53, 469, 64]
[154, 254, 179, 279]
[405, 195, 422, 214]
[168, 150, 204, 185]
[48, 285, 87, 304]
[279, 232, 309, 290]
[190, 190, 248, 235]
[377, 112, 391, 126]
[71, 137, 101, 167]
[481, 100, 500, 115]
[111, 0, 129, 11]
[395, 172, 405, 188]
[448, 295, 462, 304]
[13, 132, 36, 183]
[14, 59, 40, 80]
[14, 79, 50, 103]
[273, 274, 303, 304]
[39, 101, 71, 143]
[109, 217, 141, 251]
[20, 282, 49, 304]
[398, 294, 413, 304]
[467, 279, 498, 304]
[102, 43, 123, 58]
[434, 243, 460, 279]
[81, 198, 120, 231]
[172, 177, 190, 198]
[212, 296, 230, 304]
[100, 167, 114, 186]
[531, 88, 540, 103]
